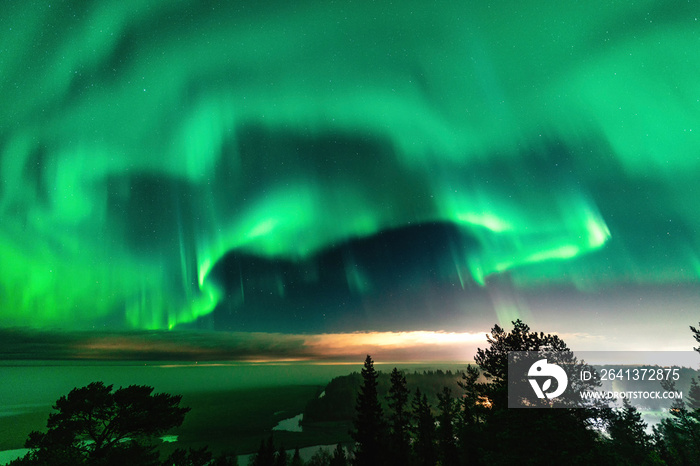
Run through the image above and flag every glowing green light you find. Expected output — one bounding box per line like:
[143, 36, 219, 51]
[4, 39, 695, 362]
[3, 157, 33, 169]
[1, 0, 698, 330]
[198, 259, 211, 288]
[456, 213, 511, 233]
[586, 214, 611, 249]
[246, 218, 279, 240]
[526, 245, 581, 263]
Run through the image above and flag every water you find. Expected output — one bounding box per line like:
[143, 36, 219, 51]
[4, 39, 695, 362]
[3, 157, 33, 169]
[0, 360, 465, 412]
[272, 413, 304, 432]
[0, 449, 28, 465]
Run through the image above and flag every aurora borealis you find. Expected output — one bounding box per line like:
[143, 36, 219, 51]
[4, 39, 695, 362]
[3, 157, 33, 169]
[1, 1, 700, 354]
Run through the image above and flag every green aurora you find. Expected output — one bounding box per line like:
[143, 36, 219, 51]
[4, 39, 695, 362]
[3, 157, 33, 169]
[1, 1, 699, 336]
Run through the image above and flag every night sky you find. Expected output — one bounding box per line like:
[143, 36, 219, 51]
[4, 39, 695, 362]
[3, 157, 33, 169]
[1, 1, 699, 358]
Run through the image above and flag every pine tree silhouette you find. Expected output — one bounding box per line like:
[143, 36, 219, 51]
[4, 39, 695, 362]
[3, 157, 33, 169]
[351, 355, 386, 466]
[290, 447, 303, 466]
[330, 443, 348, 466]
[411, 389, 437, 466]
[437, 386, 459, 466]
[607, 400, 655, 465]
[386, 367, 411, 466]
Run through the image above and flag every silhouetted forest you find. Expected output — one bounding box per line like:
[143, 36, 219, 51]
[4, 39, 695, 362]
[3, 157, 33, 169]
[304, 368, 475, 424]
[335, 321, 700, 466]
[9, 319, 700, 465]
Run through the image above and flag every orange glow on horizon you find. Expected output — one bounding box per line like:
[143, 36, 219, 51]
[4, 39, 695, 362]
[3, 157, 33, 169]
[303, 330, 487, 360]
[67, 329, 491, 362]
[306, 330, 486, 348]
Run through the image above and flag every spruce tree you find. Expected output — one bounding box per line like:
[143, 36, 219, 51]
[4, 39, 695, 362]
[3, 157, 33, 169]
[691, 322, 700, 353]
[607, 400, 654, 465]
[437, 386, 459, 466]
[386, 367, 411, 466]
[457, 365, 483, 465]
[351, 355, 386, 466]
[411, 389, 436, 466]
[290, 447, 303, 466]
[275, 443, 288, 466]
[688, 377, 700, 417]
[251, 436, 276, 466]
[654, 377, 700, 463]
[330, 443, 348, 466]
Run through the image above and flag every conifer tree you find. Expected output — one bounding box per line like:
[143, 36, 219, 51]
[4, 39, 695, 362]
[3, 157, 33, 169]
[275, 443, 288, 466]
[16, 382, 188, 466]
[411, 389, 436, 466]
[386, 367, 411, 466]
[688, 377, 700, 417]
[251, 436, 276, 466]
[607, 400, 655, 465]
[351, 355, 386, 466]
[290, 447, 303, 466]
[654, 378, 700, 464]
[473, 320, 603, 464]
[690, 322, 700, 353]
[330, 444, 347, 466]
[436, 387, 459, 466]
[456, 365, 484, 465]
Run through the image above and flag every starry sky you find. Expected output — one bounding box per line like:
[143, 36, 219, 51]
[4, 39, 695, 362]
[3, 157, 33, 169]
[1, 1, 699, 358]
